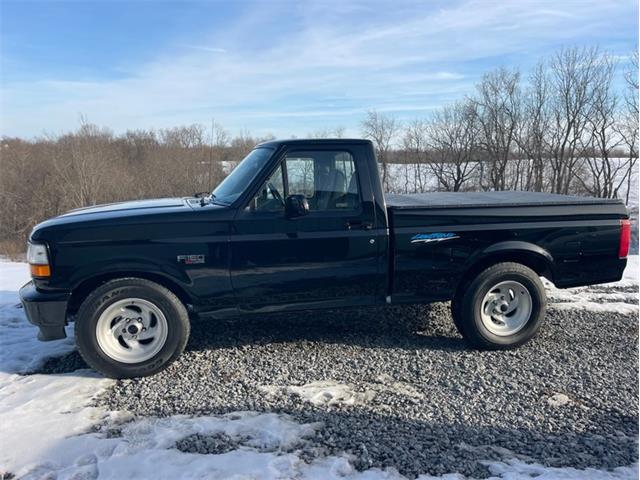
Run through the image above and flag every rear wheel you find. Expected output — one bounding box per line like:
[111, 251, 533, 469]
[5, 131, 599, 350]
[75, 278, 189, 378]
[452, 262, 546, 349]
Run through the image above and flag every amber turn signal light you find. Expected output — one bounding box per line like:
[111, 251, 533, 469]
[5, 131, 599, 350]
[30, 264, 51, 277]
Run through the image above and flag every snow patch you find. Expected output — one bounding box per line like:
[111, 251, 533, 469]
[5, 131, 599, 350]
[261, 376, 425, 408]
[547, 393, 571, 407]
[545, 255, 638, 313]
[484, 459, 638, 479]
[289, 381, 377, 406]
[7, 411, 325, 480]
[0, 371, 113, 477]
[262, 380, 377, 406]
[0, 261, 114, 478]
[0, 262, 76, 374]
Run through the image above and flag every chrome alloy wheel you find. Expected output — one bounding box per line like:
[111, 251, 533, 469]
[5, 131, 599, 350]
[95, 298, 168, 363]
[480, 280, 532, 336]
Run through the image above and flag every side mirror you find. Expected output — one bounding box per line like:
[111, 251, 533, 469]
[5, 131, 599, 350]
[284, 194, 309, 219]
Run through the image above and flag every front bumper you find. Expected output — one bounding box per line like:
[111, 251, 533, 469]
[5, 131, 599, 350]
[19, 281, 70, 341]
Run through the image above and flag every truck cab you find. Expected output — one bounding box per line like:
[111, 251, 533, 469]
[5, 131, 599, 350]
[223, 140, 388, 312]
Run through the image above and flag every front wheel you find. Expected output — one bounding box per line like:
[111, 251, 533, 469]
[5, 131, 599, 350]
[75, 278, 190, 378]
[452, 262, 546, 349]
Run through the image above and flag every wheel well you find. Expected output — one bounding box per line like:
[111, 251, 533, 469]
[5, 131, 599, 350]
[67, 272, 193, 314]
[456, 251, 553, 294]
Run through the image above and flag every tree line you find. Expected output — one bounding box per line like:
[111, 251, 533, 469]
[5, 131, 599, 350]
[363, 47, 638, 202]
[0, 122, 275, 254]
[1, 46, 637, 255]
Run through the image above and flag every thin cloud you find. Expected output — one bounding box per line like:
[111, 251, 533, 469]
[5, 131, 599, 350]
[178, 44, 227, 53]
[534, 8, 577, 19]
[1, 0, 636, 138]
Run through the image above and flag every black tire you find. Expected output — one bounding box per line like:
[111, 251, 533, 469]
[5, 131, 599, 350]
[452, 262, 546, 349]
[75, 278, 190, 378]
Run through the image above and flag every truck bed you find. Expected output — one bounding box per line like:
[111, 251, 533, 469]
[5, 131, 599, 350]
[385, 191, 624, 210]
[386, 190, 628, 298]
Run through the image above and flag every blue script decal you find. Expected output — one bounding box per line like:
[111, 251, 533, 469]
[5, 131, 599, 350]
[410, 232, 460, 244]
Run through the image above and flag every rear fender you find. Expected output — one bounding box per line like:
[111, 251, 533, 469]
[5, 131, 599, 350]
[479, 241, 554, 265]
[460, 241, 555, 287]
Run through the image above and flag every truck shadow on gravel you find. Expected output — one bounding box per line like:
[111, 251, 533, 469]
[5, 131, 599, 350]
[186, 303, 469, 352]
[37, 303, 468, 374]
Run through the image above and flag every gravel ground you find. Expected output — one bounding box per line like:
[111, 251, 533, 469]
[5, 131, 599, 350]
[40, 303, 638, 478]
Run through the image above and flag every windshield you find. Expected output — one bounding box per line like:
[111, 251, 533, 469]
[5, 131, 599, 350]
[211, 147, 274, 205]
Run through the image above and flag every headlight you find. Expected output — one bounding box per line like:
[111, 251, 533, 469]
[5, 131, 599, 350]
[27, 242, 51, 277]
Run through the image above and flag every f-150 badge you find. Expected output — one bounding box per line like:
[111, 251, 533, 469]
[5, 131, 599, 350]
[177, 254, 205, 264]
[411, 233, 459, 244]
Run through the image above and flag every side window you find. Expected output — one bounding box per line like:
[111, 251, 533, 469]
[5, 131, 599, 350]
[286, 158, 315, 198]
[246, 150, 361, 213]
[285, 151, 360, 211]
[246, 164, 285, 212]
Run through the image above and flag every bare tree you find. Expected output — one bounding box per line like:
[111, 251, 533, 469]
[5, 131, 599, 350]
[425, 100, 479, 192]
[546, 47, 602, 194]
[308, 127, 346, 138]
[400, 119, 430, 193]
[516, 61, 553, 191]
[52, 120, 113, 208]
[617, 49, 639, 204]
[576, 53, 631, 199]
[228, 129, 263, 160]
[208, 120, 230, 188]
[361, 110, 400, 190]
[624, 49, 639, 117]
[618, 114, 639, 205]
[472, 67, 521, 191]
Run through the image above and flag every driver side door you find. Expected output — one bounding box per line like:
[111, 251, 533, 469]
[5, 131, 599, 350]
[229, 147, 379, 312]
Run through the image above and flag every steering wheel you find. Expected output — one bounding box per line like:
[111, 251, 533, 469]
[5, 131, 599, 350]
[267, 182, 284, 205]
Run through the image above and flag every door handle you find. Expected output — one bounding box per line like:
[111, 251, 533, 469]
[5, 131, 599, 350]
[345, 221, 373, 231]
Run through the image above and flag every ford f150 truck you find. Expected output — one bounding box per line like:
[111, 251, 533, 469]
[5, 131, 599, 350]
[20, 139, 631, 378]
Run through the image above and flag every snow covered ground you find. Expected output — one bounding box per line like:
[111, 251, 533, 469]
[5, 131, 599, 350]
[0, 259, 637, 479]
[544, 257, 639, 314]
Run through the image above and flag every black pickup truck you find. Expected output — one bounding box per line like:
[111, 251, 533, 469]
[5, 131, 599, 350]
[20, 139, 631, 378]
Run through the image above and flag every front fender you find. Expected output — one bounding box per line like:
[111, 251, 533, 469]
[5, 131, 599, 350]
[74, 262, 192, 290]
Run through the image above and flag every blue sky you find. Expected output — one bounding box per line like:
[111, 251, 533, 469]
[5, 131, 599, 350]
[1, 0, 638, 139]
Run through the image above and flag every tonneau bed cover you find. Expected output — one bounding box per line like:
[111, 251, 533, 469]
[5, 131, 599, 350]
[385, 191, 624, 210]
